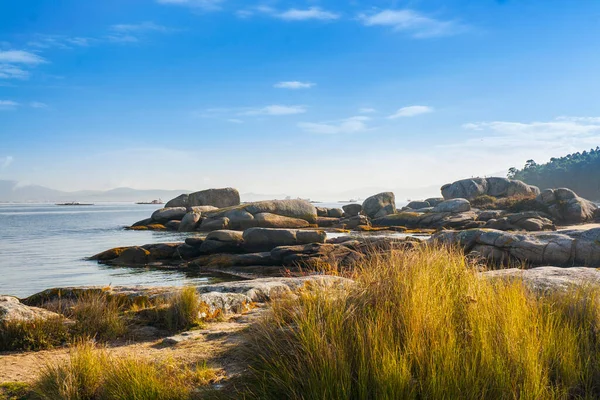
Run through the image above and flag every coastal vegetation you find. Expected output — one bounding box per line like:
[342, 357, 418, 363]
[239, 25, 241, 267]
[237, 247, 600, 399]
[32, 341, 222, 400]
[509, 147, 600, 200]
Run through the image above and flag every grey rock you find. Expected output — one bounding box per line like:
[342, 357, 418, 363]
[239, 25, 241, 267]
[432, 198, 471, 213]
[151, 207, 187, 223]
[178, 211, 201, 232]
[482, 267, 600, 293]
[164, 194, 189, 208]
[406, 200, 430, 210]
[441, 177, 539, 200]
[362, 192, 396, 219]
[175, 244, 203, 259]
[188, 187, 240, 208]
[316, 217, 341, 227]
[254, 212, 310, 228]
[198, 217, 230, 232]
[185, 237, 204, 247]
[424, 197, 444, 207]
[536, 188, 597, 224]
[165, 220, 181, 231]
[220, 209, 256, 230]
[242, 228, 326, 252]
[205, 230, 244, 243]
[188, 205, 219, 213]
[0, 296, 62, 323]
[316, 207, 328, 217]
[342, 203, 362, 217]
[335, 215, 370, 229]
[131, 218, 154, 227]
[327, 208, 344, 218]
[199, 240, 242, 255]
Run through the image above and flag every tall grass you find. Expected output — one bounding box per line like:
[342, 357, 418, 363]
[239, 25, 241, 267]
[32, 341, 222, 400]
[240, 246, 600, 399]
[148, 287, 204, 332]
[0, 317, 69, 351]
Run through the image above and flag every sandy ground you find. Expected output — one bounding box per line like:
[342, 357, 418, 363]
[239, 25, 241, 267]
[0, 309, 263, 384]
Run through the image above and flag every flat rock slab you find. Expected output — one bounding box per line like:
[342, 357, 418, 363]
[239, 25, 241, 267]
[22, 276, 353, 315]
[483, 267, 600, 293]
[0, 295, 62, 323]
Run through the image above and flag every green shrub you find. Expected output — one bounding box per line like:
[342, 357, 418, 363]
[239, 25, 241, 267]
[239, 246, 600, 399]
[0, 317, 70, 352]
[66, 292, 127, 341]
[148, 287, 203, 332]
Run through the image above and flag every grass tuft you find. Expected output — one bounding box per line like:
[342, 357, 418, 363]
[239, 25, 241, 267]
[0, 317, 69, 352]
[31, 341, 222, 400]
[239, 246, 600, 399]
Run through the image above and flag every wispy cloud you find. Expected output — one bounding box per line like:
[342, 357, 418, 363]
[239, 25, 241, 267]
[0, 50, 47, 64]
[299, 116, 371, 134]
[110, 22, 172, 33]
[359, 9, 465, 38]
[1, 156, 13, 169]
[239, 6, 340, 21]
[30, 101, 48, 108]
[107, 22, 174, 43]
[27, 34, 91, 49]
[156, 0, 224, 11]
[227, 118, 243, 124]
[359, 107, 376, 114]
[0, 100, 20, 110]
[388, 105, 433, 118]
[240, 105, 307, 116]
[277, 7, 340, 21]
[0, 64, 29, 80]
[274, 81, 315, 89]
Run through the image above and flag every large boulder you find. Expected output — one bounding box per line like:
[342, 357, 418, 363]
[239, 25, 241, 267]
[441, 177, 539, 200]
[432, 198, 471, 213]
[178, 211, 202, 232]
[242, 228, 326, 252]
[198, 217, 230, 232]
[406, 200, 430, 210]
[536, 188, 597, 224]
[342, 203, 362, 217]
[270, 243, 365, 267]
[206, 199, 317, 224]
[0, 296, 62, 323]
[151, 207, 187, 223]
[164, 194, 189, 208]
[254, 212, 310, 228]
[431, 227, 600, 267]
[362, 192, 396, 219]
[188, 188, 240, 208]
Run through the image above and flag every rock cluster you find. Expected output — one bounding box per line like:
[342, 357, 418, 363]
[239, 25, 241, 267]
[91, 228, 420, 274]
[441, 177, 540, 200]
[536, 188, 598, 224]
[431, 227, 600, 267]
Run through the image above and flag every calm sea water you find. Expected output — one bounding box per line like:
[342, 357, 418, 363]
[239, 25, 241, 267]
[0, 203, 226, 298]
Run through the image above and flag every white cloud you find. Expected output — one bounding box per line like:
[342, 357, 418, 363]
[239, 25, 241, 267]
[27, 34, 91, 49]
[462, 119, 600, 140]
[388, 105, 433, 119]
[276, 7, 340, 21]
[359, 9, 464, 38]
[156, 0, 223, 10]
[274, 81, 315, 89]
[30, 101, 48, 108]
[1, 156, 13, 169]
[299, 116, 371, 134]
[110, 22, 171, 33]
[0, 100, 20, 110]
[227, 118, 243, 123]
[0, 64, 29, 80]
[0, 50, 47, 64]
[240, 105, 307, 116]
[359, 107, 376, 114]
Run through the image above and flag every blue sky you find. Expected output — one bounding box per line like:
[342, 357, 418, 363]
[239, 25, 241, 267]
[1, 0, 600, 199]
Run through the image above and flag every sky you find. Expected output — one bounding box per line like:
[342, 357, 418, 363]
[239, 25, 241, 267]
[1, 0, 600, 200]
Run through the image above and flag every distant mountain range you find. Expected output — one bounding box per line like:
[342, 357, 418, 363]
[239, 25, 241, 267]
[0, 180, 443, 204]
[0, 180, 293, 203]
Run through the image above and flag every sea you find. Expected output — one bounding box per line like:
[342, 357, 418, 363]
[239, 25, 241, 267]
[0, 203, 225, 298]
[0, 201, 357, 298]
